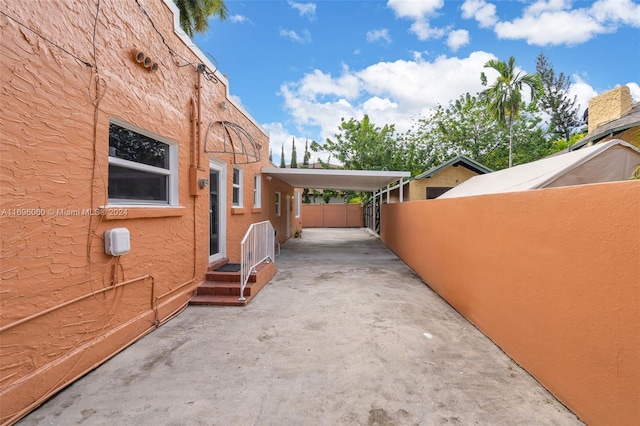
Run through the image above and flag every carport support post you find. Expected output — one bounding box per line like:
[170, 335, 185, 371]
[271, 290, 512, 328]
[371, 191, 375, 230]
[399, 178, 403, 203]
[386, 184, 390, 204]
[378, 189, 383, 233]
[373, 191, 377, 231]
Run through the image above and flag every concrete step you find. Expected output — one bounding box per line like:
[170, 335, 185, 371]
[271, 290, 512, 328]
[204, 270, 242, 282]
[189, 261, 277, 307]
[189, 294, 248, 307]
[196, 281, 252, 297]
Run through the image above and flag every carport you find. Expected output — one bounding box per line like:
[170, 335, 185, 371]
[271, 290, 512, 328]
[262, 168, 410, 231]
[261, 168, 410, 192]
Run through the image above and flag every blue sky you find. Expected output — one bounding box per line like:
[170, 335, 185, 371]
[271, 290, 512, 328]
[192, 0, 640, 165]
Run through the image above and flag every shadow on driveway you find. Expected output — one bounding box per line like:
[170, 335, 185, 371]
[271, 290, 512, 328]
[19, 228, 582, 425]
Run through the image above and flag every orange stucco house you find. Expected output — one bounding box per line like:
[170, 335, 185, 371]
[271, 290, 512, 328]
[0, 1, 300, 423]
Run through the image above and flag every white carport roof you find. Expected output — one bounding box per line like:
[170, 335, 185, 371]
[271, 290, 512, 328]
[261, 168, 410, 192]
[439, 139, 640, 199]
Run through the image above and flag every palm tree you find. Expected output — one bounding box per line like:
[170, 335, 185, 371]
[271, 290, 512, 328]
[480, 56, 542, 167]
[175, 0, 228, 38]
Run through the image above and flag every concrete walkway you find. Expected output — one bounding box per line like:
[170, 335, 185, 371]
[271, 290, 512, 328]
[19, 228, 582, 426]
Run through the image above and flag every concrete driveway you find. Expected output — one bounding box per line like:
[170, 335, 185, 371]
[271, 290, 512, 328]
[19, 228, 582, 425]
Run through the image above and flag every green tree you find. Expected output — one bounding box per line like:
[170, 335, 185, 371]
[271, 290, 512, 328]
[314, 115, 425, 174]
[405, 93, 505, 169]
[175, 0, 228, 38]
[546, 131, 587, 156]
[404, 92, 554, 170]
[508, 103, 550, 167]
[302, 140, 311, 203]
[536, 53, 581, 141]
[480, 56, 542, 167]
[302, 140, 311, 168]
[280, 144, 286, 168]
[290, 138, 298, 168]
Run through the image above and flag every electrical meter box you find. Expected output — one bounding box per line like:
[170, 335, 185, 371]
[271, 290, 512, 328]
[104, 228, 130, 256]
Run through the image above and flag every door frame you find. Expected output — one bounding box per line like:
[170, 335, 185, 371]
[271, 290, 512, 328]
[285, 194, 291, 238]
[209, 159, 227, 263]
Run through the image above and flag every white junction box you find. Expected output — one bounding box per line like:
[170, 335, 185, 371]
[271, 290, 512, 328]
[104, 228, 130, 256]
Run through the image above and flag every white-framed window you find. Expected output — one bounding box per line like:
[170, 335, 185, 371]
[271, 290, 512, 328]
[108, 119, 178, 206]
[253, 174, 261, 208]
[295, 192, 301, 218]
[275, 192, 281, 217]
[232, 167, 243, 207]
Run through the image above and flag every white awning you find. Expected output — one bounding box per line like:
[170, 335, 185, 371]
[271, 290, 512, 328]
[261, 168, 410, 192]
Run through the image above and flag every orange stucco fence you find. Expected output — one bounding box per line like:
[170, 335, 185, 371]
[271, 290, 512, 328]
[302, 204, 363, 228]
[380, 181, 639, 426]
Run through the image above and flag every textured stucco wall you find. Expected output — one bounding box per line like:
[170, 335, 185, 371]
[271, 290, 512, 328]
[380, 181, 640, 426]
[301, 204, 363, 228]
[409, 166, 479, 200]
[0, 1, 293, 424]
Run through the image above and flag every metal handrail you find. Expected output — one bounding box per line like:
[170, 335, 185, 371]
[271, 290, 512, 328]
[240, 220, 275, 301]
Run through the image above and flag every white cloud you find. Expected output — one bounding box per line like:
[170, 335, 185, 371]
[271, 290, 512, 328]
[273, 49, 633, 159]
[525, 0, 571, 15]
[494, 8, 609, 46]
[356, 51, 494, 109]
[490, 0, 640, 46]
[279, 83, 359, 141]
[366, 29, 392, 44]
[229, 14, 252, 24]
[387, 0, 446, 41]
[297, 68, 361, 100]
[411, 50, 424, 62]
[387, 0, 444, 19]
[409, 19, 446, 40]
[461, 0, 498, 28]
[288, 1, 317, 19]
[590, 0, 640, 25]
[279, 28, 312, 44]
[262, 122, 317, 166]
[278, 51, 497, 144]
[447, 29, 470, 51]
[627, 82, 640, 102]
[362, 96, 398, 112]
[568, 75, 598, 119]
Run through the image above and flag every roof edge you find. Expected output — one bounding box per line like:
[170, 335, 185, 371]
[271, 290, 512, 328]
[536, 139, 639, 189]
[262, 168, 410, 178]
[161, 0, 268, 138]
[414, 155, 493, 180]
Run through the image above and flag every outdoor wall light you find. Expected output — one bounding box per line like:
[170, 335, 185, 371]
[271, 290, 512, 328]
[198, 178, 210, 189]
[219, 101, 228, 110]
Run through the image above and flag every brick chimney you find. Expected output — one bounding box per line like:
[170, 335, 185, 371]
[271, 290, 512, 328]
[588, 86, 633, 134]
